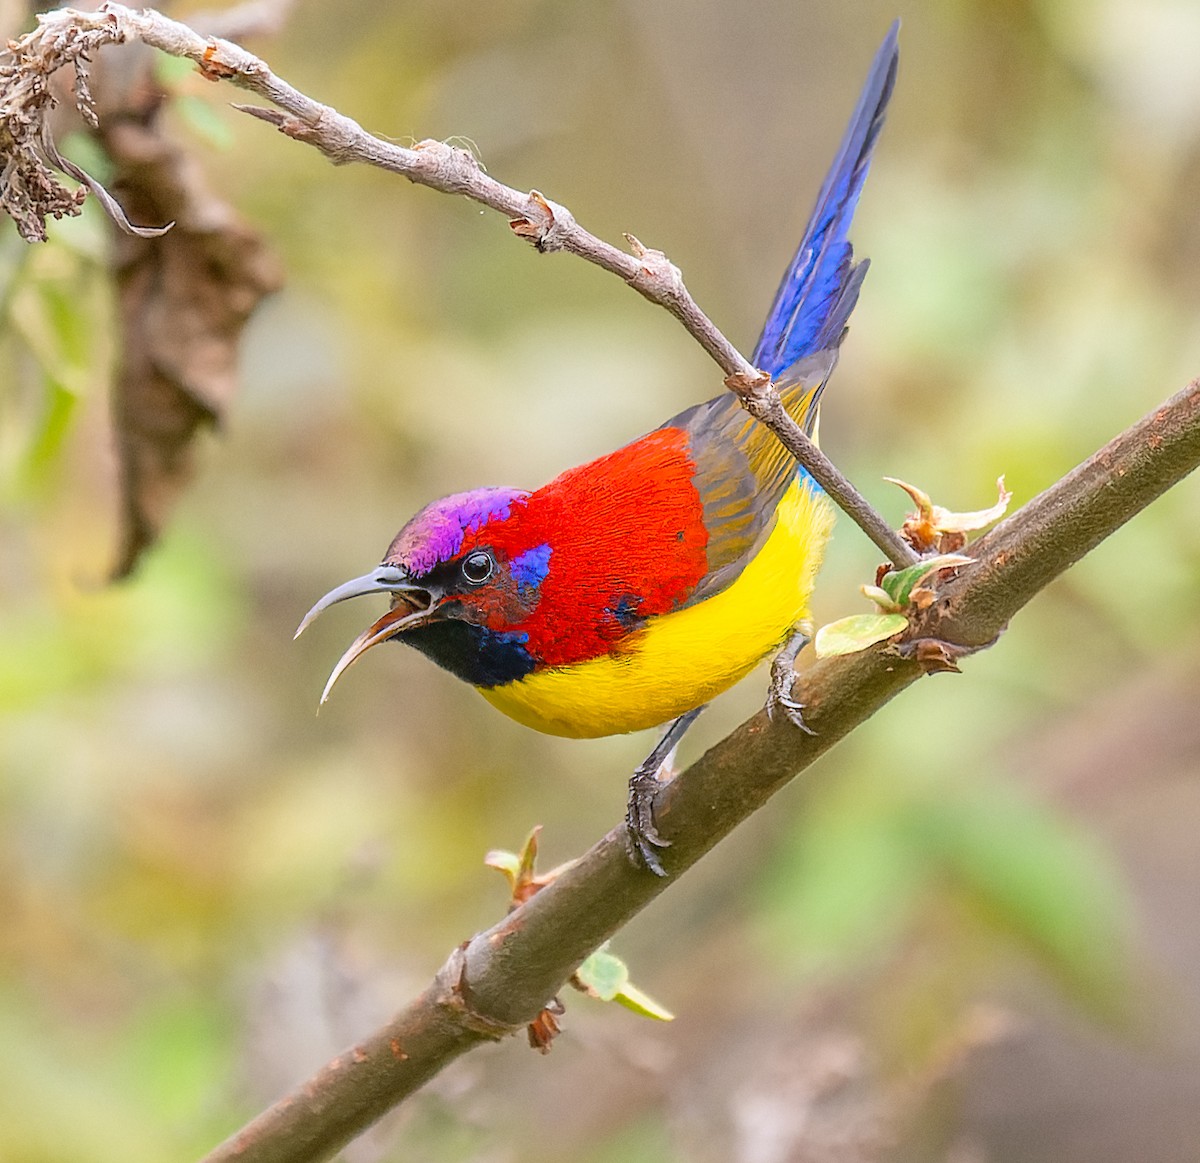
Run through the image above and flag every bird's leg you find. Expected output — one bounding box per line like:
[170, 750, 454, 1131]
[766, 619, 816, 734]
[625, 705, 707, 877]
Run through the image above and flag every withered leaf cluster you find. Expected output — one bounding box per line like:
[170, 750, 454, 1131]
[0, 13, 116, 241]
[2, 11, 283, 576]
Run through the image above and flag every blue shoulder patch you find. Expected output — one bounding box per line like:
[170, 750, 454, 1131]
[511, 543, 552, 594]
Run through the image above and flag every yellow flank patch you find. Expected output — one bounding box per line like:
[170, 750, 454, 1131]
[479, 479, 836, 737]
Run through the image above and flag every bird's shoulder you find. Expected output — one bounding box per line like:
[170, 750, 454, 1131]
[662, 370, 828, 605]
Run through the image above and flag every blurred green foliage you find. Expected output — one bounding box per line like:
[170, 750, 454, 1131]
[3, 0, 1200, 1160]
[0, 196, 110, 499]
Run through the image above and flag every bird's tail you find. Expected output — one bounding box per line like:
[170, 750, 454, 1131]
[751, 21, 899, 418]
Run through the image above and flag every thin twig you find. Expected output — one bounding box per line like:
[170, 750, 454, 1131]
[198, 378, 1200, 1163]
[0, 2, 917, 568]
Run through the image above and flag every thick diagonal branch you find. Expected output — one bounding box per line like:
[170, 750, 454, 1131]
[201, 381, 1200, 1163]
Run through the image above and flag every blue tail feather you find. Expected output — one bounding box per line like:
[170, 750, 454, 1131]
[752, 21, 899, 381]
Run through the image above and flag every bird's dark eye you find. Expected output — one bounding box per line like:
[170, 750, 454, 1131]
[461, 550, 495, 586]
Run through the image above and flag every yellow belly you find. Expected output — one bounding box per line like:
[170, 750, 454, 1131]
[478, 478, 835, 737]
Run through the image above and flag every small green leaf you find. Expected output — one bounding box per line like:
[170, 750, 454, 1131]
[879, 553, 973, 606]
[576, 949, 628, 1001]
[814, 614, 908, 657]
[577, 949, 673, 1021]
[861, 584, 903, 613]
[613, 982, 674, 1022]
[483, 848, 521, 883]
[484, 825, 543, 896]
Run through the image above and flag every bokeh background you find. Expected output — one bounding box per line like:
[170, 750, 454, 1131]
[3, 0, 1200, 1160]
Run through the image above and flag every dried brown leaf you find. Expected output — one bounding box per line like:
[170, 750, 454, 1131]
[94, 46, 282, 577]
[525, 998, 564, 1054]
[886, 476, 1012, 555]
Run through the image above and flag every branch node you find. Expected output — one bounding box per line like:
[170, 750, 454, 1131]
[439, 945, 523, 1041]
[198, 40, 240, 80]
[723, 368, 773, 401]
[623, 233, 685, 300]
[509, 189, 573, 253]
[891, 630, 1000, 673]
[412, 137, 484, 194]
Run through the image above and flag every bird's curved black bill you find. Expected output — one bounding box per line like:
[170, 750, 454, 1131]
[294, 566, 433, 704]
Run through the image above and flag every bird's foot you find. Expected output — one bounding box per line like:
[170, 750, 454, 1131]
[622, 705, 706, 878]
[766, 621, 816, 735]
[625, 760, 671, 877]
[767, 677, 813, 735]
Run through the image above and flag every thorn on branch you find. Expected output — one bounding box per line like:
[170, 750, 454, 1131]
[230, 101, 281, 124]
[231, 100, 301, 136]
[234, 102, 335, 154]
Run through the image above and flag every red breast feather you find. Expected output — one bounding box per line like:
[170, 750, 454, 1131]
[455, 426, 709, 669]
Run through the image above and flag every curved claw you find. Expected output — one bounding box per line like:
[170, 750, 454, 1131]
[621, 706, 706, 878]
[626, 764, 671, 877]
[766, 622, 816, 734]
[766, 683, 817, 735]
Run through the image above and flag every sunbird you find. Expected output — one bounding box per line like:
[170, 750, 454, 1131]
[298, 25, 899, 876]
